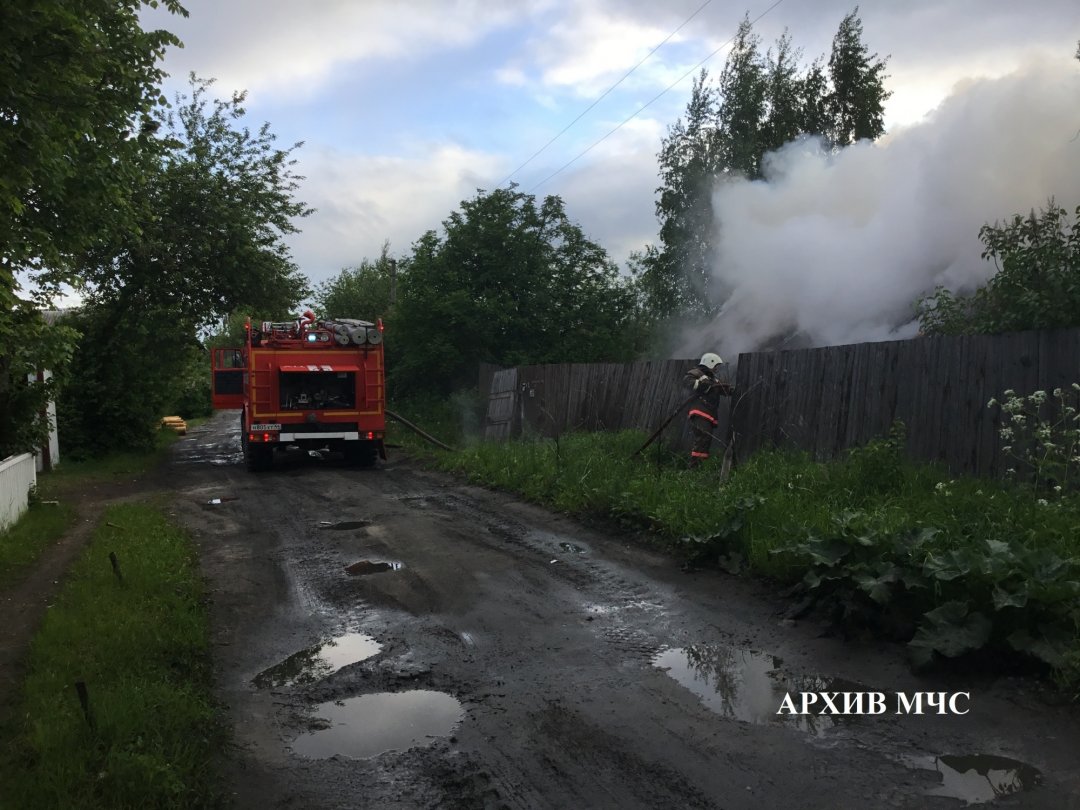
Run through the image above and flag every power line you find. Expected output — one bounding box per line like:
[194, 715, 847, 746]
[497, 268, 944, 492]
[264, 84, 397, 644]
[499, 0, 714, 187]
[527, 0, 789, 193]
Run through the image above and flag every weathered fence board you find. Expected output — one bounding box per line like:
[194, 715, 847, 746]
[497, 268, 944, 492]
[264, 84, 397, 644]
[484, 368, 519, 441]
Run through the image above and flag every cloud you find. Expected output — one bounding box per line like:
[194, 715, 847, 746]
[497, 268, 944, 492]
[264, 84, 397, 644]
[548, 117, 665, 267]
[688, 56, 1080, 358]
[146, 0, 543, 98]
[287, 142, 505, 288]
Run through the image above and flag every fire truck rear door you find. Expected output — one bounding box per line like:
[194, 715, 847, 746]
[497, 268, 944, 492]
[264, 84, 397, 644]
[211, 348, 246, 409]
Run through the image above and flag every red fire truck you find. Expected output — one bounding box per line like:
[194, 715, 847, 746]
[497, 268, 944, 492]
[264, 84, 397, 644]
[211, 310, 386, 471]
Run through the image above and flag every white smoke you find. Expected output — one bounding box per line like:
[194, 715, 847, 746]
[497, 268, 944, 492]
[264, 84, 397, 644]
[687, 56, 1080, 358]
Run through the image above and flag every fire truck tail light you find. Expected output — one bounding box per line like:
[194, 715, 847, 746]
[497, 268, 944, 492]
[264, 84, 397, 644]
[263, 432, 270, 442]
[249, 433, 255, 443]
[366, 431, 374, 440]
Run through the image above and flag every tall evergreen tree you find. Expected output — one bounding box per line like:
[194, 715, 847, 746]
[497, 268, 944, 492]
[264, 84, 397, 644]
[646, 71, 722, 318]
[715, 18, 768, 180]
[827, 7, 891, 146]
[641, 9, 889, 335]
[761, 32, 808, 156]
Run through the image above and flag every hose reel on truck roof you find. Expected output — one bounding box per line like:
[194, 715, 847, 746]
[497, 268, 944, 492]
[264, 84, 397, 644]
[320, 318, 383, 347]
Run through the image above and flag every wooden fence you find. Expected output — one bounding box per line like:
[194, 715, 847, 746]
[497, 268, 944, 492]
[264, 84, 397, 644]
[480, 359, 733, 455]
[731, 327, 1080, 478]
[480, 327, 1080, 477]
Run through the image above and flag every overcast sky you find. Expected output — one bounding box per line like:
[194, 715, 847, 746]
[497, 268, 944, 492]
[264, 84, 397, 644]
[142, 0, 1080, 296]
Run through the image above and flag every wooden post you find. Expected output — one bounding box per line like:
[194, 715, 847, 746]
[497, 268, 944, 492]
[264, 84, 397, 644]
[75, 681, 95, 729]
[109, 551, 123, 584]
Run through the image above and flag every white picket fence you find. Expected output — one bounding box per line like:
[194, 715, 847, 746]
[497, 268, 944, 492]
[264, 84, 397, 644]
[0, 453, 36, 532]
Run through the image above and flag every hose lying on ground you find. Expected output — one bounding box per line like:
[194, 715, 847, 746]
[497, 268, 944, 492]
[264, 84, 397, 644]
[385, 409, 455, 451]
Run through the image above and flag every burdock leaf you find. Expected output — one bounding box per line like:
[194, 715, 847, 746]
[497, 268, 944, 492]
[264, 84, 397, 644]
[910, 604, 992, 659]
[992, 587, 1028, 610]
[1007, 628, 1068, 667]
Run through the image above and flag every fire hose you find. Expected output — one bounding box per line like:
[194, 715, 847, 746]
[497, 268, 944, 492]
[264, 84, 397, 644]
[630, 387, 736, 482]
[385, 409, 455, 451]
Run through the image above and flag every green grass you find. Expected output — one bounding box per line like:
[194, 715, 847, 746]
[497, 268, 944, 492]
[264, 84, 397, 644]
[0, 431, 184, 588]
[44, 429, 183, 496]
[0, 500, 77, 589]
[0, 502, 225, 809]
[426, 425, 1080, 689]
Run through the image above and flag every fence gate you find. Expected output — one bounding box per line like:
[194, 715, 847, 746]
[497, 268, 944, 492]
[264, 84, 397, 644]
[484, 368, 518, 440]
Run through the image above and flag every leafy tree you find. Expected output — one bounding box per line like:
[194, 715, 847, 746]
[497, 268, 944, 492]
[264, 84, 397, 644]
[314, 241, 396, 323]
[393, 186, 640, 393]
[0, 0, 186, 286]
[917, 202, 1080, 335]
[79, 75, 311, 326]
[0, 309, 78, 459]
[55, 301, 186, 458]
[0, 0, 186, 458]
[827, 7, 891, 146]
[57, 76, 313, 454]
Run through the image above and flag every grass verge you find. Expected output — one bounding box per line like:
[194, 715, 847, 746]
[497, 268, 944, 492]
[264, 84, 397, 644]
[0, 500, 76, 589]
[0, 502, 225, 809]
[43, 428, 184, 496]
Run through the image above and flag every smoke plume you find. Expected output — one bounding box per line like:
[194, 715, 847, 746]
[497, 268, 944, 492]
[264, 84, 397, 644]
[685, 56, 1080, 359]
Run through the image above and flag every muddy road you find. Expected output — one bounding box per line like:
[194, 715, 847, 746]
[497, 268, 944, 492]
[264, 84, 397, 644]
[167, 411, 1080, 809]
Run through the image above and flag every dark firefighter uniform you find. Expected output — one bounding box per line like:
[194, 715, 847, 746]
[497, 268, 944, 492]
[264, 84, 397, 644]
[683, 360, 734, 467]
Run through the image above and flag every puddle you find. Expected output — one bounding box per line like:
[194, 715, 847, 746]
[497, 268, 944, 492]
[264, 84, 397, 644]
[291, 690, 463, 759]
[558, 542, 586, 554]
[345, 560, 403, 576]
[652, 644, 862, 735]
[253, 632, 382, 688]
[320, 520, 370, 530]
[897, 754, 1042, 805]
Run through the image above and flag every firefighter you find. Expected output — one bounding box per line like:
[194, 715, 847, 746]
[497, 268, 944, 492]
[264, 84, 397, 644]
[684, 352, 733, 468]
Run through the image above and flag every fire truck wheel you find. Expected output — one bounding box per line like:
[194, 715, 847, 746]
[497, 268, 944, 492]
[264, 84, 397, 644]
[246, 443, 273, 472]
[344, 441, 377, 468]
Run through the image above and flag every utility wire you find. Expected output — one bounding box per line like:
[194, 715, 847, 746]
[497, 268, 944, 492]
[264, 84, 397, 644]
[500, 0, 714, 187]
[527, 0, 789, 192]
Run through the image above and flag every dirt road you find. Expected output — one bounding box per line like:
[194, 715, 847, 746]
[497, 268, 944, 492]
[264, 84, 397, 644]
[167, 411, 1080, 809]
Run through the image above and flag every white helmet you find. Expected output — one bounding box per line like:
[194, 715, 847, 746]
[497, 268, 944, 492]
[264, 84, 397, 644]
[699, 352, 723, 370]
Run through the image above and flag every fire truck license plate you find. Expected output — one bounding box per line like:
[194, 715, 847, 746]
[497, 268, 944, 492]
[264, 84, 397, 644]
[250, 423, 281, 431]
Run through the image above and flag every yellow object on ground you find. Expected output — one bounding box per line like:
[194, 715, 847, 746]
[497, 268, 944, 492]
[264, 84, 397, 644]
[161, 416, 187, 435]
